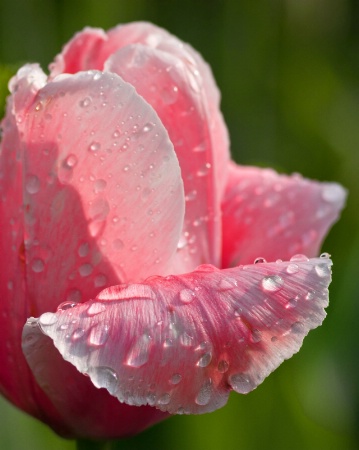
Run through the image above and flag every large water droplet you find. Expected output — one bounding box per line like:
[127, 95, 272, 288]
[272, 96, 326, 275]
[94, 274, 107, 288]
[170, 373, 182, 385]
[26, 175, 40, 194]
[157, 393, 171, 405]
[195, 379, 212, 406]
[65, 154, 78, 168]
[126, 334, 152, 367]
[197, 352, 212, 368]
[290, 254, 309, 262]
[179, 289, 196, 304]
[78, 242, 90, 257]
[322, 184, 344, 203]
[217, 360, 229, 373]
[261, 275, 284, 292]
[39, 312, 58, 327]
[80, 97, 92, 108]
[31, 258, 44, 273]
[254, 257, 267, 264]
[88, 142, 101, 153]
[79, 263, 93, 277]
[88, 366, 118, 395]
[57, 301, 78, 312]
[229, 373, 255, 394]
[286, 263, 299, 274]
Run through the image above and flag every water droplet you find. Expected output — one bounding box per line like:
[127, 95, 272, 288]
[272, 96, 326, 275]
[197, 163, 211, 177]
[78, 242, 89, 257]
[170, 373, 182, 385]
[79, 263, 93, 277]
[254, 257, 267, 264]
[88, 142, 101, 152]
[195, 379, 212, 406]
[39, 312, 58, 327]
[157, 393, 171, 405]
[87, 302, 106, 316]
[93, 72, 102, 81]
[126, 334, 152, 367]
[229, 373, 255, 394]
[261, 275, 284, 292]
[322, 184, 344, 203]
[142, 123, 154, 133]
[286, 263, 299, 274]
[290, 254, 309, 262]
[31, 258, 44, 273]
[65, 154, 78, 168]
[72, 328, 86, 341]
[79, 97, 92, 108]
[88, 324, 110, 346]
[26, 175, 40, 194]
[315, 264, 330, 278]
[320, 252, 331, 259]
[291, 322, 305, 334]
[218, 360, 229, 373]
[305, 290, 315, 300]
[94, 274, 107, 287]
[193, 143, 206, 153]
[88, 366, 118, 395]
[94, 179, 107, 194]
[218, 277, 237, 291]
[197, 352, 212, 368]
[57, 301, 78, 312]
[179, 289, 196, 304]
[180, 332, 193, 347]
[251, 329, 262, 343]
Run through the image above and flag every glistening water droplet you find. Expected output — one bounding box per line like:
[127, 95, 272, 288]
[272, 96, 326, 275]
[261, 275, 284, 292]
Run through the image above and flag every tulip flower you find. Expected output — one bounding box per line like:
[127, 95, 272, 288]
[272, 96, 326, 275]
[0, 22, 346, 441]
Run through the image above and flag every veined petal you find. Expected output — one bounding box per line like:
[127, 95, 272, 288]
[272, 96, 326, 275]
[13, 66, 184, 313]
[222, 163, 347, 267]
[25, 256, 331, 415]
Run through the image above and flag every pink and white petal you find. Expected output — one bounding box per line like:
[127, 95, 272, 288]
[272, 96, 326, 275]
[22, 322, 167, 439]
[49, 27, 107, 78]
[105, 44, 226, 271]
[222, 164, 347, 268]
[14, 68, 184, 316]
[27, 256, 331, 415]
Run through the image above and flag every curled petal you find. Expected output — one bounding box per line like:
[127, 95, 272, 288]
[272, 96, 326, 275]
[222, 163, 347, 267]
[25, 256, 332, 415]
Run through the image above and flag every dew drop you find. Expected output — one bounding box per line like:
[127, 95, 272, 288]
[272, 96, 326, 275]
[320, 252, 331, 259]
[254, 257, 267, 264]
[87, 302, 106, 316]
[79, 263, 93, 277]
[197, 352, 212, 368]
[197, 163, 211, 177]
[126, 334, 152, 367]
[39, 312, 58, 327]
[290, 254, 309, 262]
[315, 264, 330, 278]
[94, 274, 107, 288]
[170, 373, 182, 385]
[142, 123, 154, 133]
[261, 275, 284, 292]
[180, 332, 193, 347]
[217, 360, 229, 373]
[157, 393, 171, 405]
[88, 142, 101, 152]
[31, 258, 44, 273]
[65, 154, 78, 168]
[179, 289, 196, 304]
[72, 328, 86, 341]
[79, 97, 91, 108]
[88, 324, 110, 346]
[291, 321, 305, 334]
[251, 329, 262, 343]
[195, 379, 212, 406]
[78, 242, 90, 257]
[57, 301, 78, 312]
[26, 175, 40, 194]
[286, 263, 299, 274]
[94, 179, 107, 194]
[88, 366, 118, 395]
[229, 373, 255, 394]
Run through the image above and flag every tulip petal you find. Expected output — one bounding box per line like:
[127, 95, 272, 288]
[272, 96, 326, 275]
[222, 163, 347, 267]
[26, 256, 331, 415]
[12, 67, 184, 306]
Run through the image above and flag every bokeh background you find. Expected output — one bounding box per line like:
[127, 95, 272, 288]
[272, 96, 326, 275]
[0, 0, 358, 449]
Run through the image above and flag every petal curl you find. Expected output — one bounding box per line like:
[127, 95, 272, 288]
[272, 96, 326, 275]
[222, 163, 347, 267]
[25, 256, 331, 415]
[12, 66, 184, 320]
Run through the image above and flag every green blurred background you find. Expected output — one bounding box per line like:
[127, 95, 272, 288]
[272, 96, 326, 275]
[0, 0, 358, 449]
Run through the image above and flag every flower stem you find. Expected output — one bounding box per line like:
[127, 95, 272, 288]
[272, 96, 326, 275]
[76, 439, 114, 450]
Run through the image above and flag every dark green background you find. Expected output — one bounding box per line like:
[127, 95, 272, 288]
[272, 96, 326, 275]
[0, 1, 358, 449]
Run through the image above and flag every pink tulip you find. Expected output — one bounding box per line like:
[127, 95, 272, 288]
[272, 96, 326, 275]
[0, 22, 346, 439]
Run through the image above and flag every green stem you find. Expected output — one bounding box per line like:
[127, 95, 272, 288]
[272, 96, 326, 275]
[76, 439, 114, 450]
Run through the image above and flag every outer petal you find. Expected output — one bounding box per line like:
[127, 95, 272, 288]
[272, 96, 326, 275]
[25, 256, 331, 416]
[12, 66, 184, 316]
[222, 163, 347, 267]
